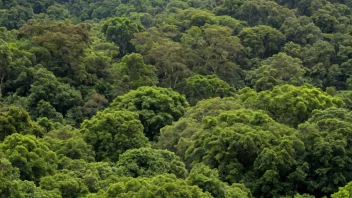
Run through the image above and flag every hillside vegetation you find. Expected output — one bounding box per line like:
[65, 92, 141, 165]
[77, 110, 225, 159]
[2, 0, 352, 197]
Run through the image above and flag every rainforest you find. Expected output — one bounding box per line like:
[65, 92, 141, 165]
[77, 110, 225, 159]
[1, 0, 352, 197]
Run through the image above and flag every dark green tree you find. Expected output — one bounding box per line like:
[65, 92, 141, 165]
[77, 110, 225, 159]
[81, 110, 149, 161]
[116, 148, 188, 178]
[0, 106, 43, 141]
[113, 53, 157, 91]
[239, 84, 344, 127]
[238, 25, 285, 58]
[101, 17, 144, 56]
[40, 171, 89, 198]
[0, 38, 12, 98]
[187, 163, 252, 198]
[107, 86, 189, 140]
[157, 97, 241, 157]
[28, 68, 83, 114]
[247, 52, 308, 91]
[298, 108, 352, 196]
[0, 134, 58, 183]
[184, 109, 304, 197]
[94, 174, 212, 197]
[182, 74, 234, 105]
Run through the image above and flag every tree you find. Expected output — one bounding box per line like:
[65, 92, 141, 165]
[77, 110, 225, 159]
[132, 28, 193, 88]
[0, 160, 61, 198]
[81, 110, 149, 161]
[144, 40, 193, 88]
[40, 172, 89, 198]
[31, 100, 63, 123]
[116, 148, 188, 178]
[0, 6, 34, 30]
[239, 84, 344, 127]
[180, 25, 245, 86]
[101, 17, 144, 56]
[337, 90, 352, 110]
[0, 154, 21, 198]
[280, 16, 322, 45]
[107, 86, 189, 140]
[332, 181, 352, 198]
[298, 108, 352, 196]
[187, 163, 253, 198]
[113, 53, 157, 91]
[0, 134, 58, 183]
[247, 52, 308, 91]
[65, 93, 109, 127]
[238, 25, 285, 58]
[0, 39, 12, 98]
[298, 40, 337, 88]
[184, 109, 304, 197]
[28, 68, 83, 114]
[312, 7, 339, 33]
[175, 8, 218, 28]
[56, 158, 119, 193]
[46, 5, 69, 20]
[182, 74, 235, 105]
[43, 126, 95, 162]
[0, 106, 43, 141]
[156, 97, 241, 157]
[94, 174, 212, 198]
[230, 0, 295, 28]
[19, 21, 92, 85]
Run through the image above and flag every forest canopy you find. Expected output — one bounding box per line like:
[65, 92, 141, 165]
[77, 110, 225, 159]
[2, 0, 352, 197]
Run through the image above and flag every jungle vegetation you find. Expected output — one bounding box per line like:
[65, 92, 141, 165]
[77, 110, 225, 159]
[2, 0, 352, 197]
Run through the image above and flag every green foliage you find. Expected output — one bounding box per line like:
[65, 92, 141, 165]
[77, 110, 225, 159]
[221, 0, 294, 28]
[40, 172, 89, 198]
[247, 53, 308, 91]
[108, 86, 189, 140]
[65, 93, 109, 127]
[28, 68, 83, 114]
[0, 134, 58, 183]
[280, 16, 322, 45]
[19, 21, 93, 85]
[0, 106, 43, 141]
[44, 126, 95, 162]
[0, 38, 12, 97]
[31, 100, 63, 123]
[113, 53, 157, 91]
[0, 154, 21, 198]
[332, 181, 352, 198]
[101, 17, 144, 56]
[187, 163, 252, 198]
[81, 110, 149, 161]
[0, 6, 34, 30]
[96, 174, 212, 198]
[56, 158, 119, 193]
[116, 148, 188, 178]
[157, 97, 241, 157]
[182, 74, 235, 105]
[298, 108, 352, 196]
[239, 84, 344, 127]
[1, 0, 352, 197]
[238, 25, 285, 58]
[184, 109, 305, 197]
[0, 165, 61, 198]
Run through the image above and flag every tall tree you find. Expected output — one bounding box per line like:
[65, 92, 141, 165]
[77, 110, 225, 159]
[0, 39, 12, 97]
[101, 17, 144, 56]
[113, 53, 157, 91]
[81, 110, 149, 161]
[107, 86, 189, 140]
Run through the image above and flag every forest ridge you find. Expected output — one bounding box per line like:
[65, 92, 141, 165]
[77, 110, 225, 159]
[1, 0, 352, 197]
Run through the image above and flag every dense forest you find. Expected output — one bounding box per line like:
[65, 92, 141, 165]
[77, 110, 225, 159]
[3, 0, 352, 197]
